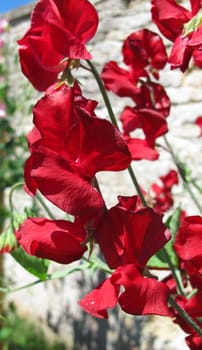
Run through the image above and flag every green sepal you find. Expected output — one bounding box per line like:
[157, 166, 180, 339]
[183, 9, 202, 36]
[11, 247, 49, 280]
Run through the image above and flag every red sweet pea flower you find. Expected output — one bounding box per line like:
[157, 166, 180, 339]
[169, 27, 202, 71]
[16, 217, 87, 264]
[195, 116, 202, 136]
[102, 63, 170, 117]
[122, 29, 167, 79]
[18, 0, 98, 90]
[186, 334, 202, 350]
[170, 291, 202, 350]
[79, 263, 171, 318]
[151, 0, 196, 42]
[134, 82, 170, 118]
[102, 29, 168, 94]
[151, 169, 179, 212]
[124, 137, 159, 161]
[101, 30, 170, 161]
[151, 0, 202, 71]
[174, 216, 202, 275]
[101, 61, 141, 100]
[25, 85, 131, 221]
[79, 196, 171, 318]
[120, 106, 168, 161]
[94, 196, 170, 269]
[121, 107, 168, 142]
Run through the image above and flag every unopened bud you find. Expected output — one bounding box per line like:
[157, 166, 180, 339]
[0, 227, 18, 253]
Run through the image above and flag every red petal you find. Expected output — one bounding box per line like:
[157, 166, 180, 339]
[25, 147, 105, 220]
[79, 277, 120, 318]
[17, 218, 87, 264]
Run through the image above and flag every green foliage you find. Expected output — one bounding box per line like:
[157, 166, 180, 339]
[0, 28, 28, 192]
[183, 9, 202, 36]
[11, 247, 50, 280]
[147, 207, 181, 269]
[1, 303, 66, 350]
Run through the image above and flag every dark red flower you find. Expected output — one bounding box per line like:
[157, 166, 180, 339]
[79, 263, 171, 318]
[186, 334, 202, 350]
[195, 116, 202, 136]
[151, 0, 196, 42]
[16, 218, 87, 264]
[101, 61, 141, 100]
[134, 82, 170, 118]
[174, 216, 202, 275]
[121, 106, 168, 142]
[170, 293, 202, 350]
[79, 196, 171, 318]
[122, 29, 167, 79]
[168, 28, 202, 71]
[119, 105, 168, 161]
[151, 0, 202, 71]
[18, 0, 98, 90]
[151, 169, 179, 212]
[25, 85, 131, 221]
[102, 29, 168, 94]
[94, 196, 170, 269]
[124, 137, 159, 161]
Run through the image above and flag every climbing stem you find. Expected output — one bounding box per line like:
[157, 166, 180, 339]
[169, 296, 202, 337]
[87, 60, 118, 127]
[8, 182, 24, 230]
[162, 248, 185, 296]
[87, 60, 147, 207]
[35, 191, 56, 220]
[163, 136, 202, 214]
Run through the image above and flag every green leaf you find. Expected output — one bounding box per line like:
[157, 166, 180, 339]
[11, 247, 49, 280]
[147, 208, 181, 269]
[183, 9, 202, 36]
[147, 249, 170, 269]
[166, 206, 181, 238]
[0, 327, 12, 341]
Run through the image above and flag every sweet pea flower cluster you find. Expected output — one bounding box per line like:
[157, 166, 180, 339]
[6, 0, 202, 347]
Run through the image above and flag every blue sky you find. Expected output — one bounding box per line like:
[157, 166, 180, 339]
[0, 0, 33, 14]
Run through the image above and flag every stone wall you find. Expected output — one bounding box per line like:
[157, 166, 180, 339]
[1, 0, 202, 349]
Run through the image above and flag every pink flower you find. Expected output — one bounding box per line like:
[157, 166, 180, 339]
[0, 19, 9, 33]
[0, 102, 6, 119]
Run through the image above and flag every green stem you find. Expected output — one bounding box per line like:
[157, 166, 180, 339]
[169, 296, 202, 337]
[87, 60, 147, 207]
[127, 165, 147, 206]
[7, 279, 43, 294]
[35, 191, 55, 220]
[86, 60, 202, 336]
[4, 256, 111, 294]
[82, 256, 113, 275]
[162, 248, 185, 296]
[87, 60, 118, 128]
[8, 182, 24, 230]
[163, 136, 202, 214]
